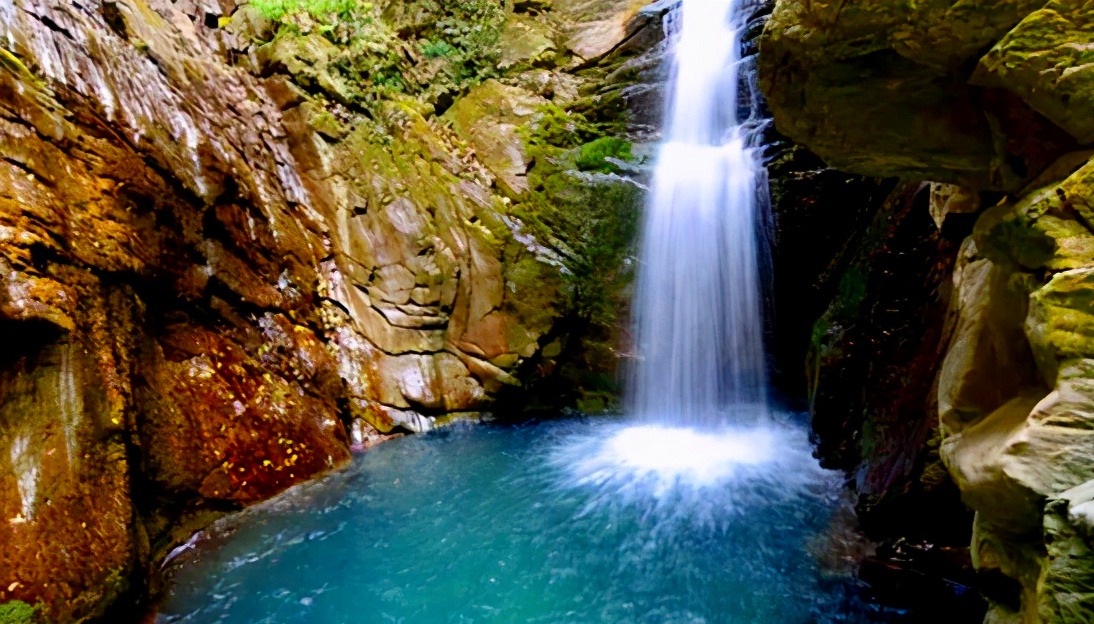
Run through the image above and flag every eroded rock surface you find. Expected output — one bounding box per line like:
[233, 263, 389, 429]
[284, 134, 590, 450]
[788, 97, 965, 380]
[0, 0, 652, 620]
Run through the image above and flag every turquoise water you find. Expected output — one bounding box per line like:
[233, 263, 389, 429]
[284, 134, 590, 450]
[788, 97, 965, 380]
[157, 417, 888, 624]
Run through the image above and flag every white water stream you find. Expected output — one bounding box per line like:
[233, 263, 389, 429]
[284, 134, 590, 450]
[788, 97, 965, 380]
[564, 0, 816, 497]
[627, 0, 769, 427]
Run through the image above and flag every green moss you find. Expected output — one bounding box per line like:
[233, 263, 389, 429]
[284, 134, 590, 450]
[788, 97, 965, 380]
[972, 1, 1094, 144]
[1027, 268, 1094, 383]
[574, 137, 633, 173]
[835, 265, 869, 316]
[249, 0, 361, 22]
[521, 103, 601, 149]
[0, 601, 39, 624]
[490, 97, 640, 408]
[510, 103, 642, 332]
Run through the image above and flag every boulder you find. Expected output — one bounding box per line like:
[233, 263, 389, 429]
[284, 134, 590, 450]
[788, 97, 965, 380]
[498, 15, 557, 69]
[938, 255, 1042, 434]
[1040, 480, 1094, 621]
[760, 0, 1079, 190]
[761, 2, 1094, 620]
[943, 393, 1047, 535]
[974, 155, 1094, 272]
[555, 0, 652, 63]
[972, 1, 1094, 145]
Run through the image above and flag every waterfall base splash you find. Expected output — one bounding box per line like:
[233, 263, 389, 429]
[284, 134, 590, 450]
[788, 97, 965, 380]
[550, 416, 837, 528]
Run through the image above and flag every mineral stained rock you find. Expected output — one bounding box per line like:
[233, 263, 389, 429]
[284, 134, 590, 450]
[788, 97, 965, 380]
[0, 0, 653, 620]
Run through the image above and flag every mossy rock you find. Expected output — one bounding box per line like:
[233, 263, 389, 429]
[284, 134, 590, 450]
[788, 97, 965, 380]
[226, 4, 276, 42]
[972, 0, 1094, 145]
[444, 80, 550, 196]
[759, 0, 1073, 190]
[574, 137, 632, 173]
[1026, 268, 1094, 384]
[254, 33, 354, 103]
[975, 154, 1094, 270]
[761, 0, 1047, 71]
[497, 14, 556, 69]
[1041, 480, 1094, 623]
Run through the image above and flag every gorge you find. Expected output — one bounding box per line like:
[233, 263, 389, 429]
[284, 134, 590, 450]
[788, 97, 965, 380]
[0, 0, 1092, 623]
[157, 2, 870, 620]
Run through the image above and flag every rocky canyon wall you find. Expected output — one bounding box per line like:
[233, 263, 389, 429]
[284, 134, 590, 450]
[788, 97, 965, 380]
[0, 0, 656, 620]
[761, 1, 1094, 621]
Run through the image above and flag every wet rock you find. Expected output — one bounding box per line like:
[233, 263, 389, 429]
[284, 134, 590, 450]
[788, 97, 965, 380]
[0, 0, 643, 618]
[803, 183, 967, 544]
[858, 541, 986, 621]
[0, 321, 135, 623]
[137, 320, 351, 504]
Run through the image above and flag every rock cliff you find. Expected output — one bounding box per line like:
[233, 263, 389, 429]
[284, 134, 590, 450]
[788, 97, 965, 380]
[0, 0, 654, 620]
[761, 1, 1094, 621]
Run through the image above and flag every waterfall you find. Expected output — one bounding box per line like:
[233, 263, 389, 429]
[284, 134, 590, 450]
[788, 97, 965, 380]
[627, 0, 770, 427]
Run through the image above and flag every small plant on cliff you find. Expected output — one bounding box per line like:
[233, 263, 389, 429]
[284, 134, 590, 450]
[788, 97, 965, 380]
[421, 39, 457, 58]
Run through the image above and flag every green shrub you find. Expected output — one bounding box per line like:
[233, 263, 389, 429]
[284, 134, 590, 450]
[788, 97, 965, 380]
[421, 39, 457, 58]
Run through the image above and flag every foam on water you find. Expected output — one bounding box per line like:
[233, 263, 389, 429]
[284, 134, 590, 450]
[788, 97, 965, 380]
[553, 419, 836, 514]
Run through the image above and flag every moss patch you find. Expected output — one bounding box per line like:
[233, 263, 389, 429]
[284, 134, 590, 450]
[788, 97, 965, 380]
[0, 601, 39, 624]
[574, 137, 633, 173]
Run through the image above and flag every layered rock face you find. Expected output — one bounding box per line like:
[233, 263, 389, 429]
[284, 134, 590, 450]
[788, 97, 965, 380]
[761, 2, 1094, 621]
[0, 0, 652, 620]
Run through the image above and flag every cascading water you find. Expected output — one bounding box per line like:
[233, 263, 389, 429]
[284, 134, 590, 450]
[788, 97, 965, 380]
[555, 0, 821, 511]
[628, 0, 769, 427]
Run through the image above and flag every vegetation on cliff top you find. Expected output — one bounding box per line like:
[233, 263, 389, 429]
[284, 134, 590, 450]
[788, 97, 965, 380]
[248, 0, 506, 112]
